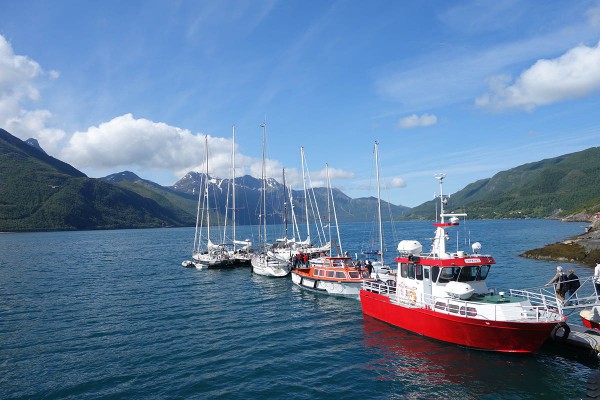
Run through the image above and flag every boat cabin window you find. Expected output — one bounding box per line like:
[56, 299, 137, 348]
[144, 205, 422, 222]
[437, 267, 460, 283]
[477, 265, 491, 280]
[314, 269, 323, 276]
[327, 270, 335, 278]
[415, 264, 423, 281]
[448, 304, 460, 313]
[460, 306, 478, 317]
[335, 271, 346, 279]
[400, 263, 417, 279]
[435, 266, 491, 283]
[348, 271, 360, 278]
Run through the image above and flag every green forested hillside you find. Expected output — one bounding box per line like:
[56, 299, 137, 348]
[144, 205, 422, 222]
[103, 171, 199, 218]
[0, 129, 195, 231]
[407, 147, 600, 219]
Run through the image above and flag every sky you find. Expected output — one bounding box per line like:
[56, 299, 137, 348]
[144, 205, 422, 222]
[1, 1, 600, 207]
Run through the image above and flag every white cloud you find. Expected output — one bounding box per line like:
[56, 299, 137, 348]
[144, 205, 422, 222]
[397, 113, 438, 129]
[61, 113, 235, 178]
[0, 35, 66, 153]
[587, 3, 600, 27]
[476, 40, 600, 110]
[388, 177, 406, 188]
[60, 113, 351, 186]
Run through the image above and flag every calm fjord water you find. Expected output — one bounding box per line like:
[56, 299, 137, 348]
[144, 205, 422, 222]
[0, 220, 596, 399]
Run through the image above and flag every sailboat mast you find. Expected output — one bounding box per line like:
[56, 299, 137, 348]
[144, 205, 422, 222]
[232, 125, 236, 252]
[300, 146, 310, 242]
[325, 163, 332, 256]
[282, 168, 288, 239]
[375, 141, 384, 263]
[204, 135, 210, 244]
[260, 123, 267, 248]
[192, 173, 203, 256]
[326, 163, 343, 256]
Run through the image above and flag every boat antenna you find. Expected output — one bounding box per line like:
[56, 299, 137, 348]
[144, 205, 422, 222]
[435, 173, 447, 223]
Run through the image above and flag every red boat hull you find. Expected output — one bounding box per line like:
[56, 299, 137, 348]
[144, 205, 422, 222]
[360, 290, 560, 353]
[582, 318, 600, 330]
[580, 309, 600, 330]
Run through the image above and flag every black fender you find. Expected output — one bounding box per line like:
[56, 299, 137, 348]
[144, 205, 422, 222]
[550, 322, 570, 342]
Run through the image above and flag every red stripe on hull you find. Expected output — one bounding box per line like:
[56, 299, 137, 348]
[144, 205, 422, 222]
[582, 318, 600, 330]
[360, 290, 559, 353]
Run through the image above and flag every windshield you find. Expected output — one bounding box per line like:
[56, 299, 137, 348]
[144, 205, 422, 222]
[434, 265, 491, 283]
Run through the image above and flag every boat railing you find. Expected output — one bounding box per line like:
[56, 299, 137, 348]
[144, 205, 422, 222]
[508, 287, 562, 311]
[362, 279, 396, 295]
[508, 276, 600, 315]
[413, 252, 494, 260]
[424, 292, 562, 322]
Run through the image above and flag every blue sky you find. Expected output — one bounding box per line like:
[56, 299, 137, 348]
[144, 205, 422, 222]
[1, 1, 600, 207]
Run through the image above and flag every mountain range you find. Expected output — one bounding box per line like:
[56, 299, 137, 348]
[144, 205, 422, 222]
[0, 128, 408, 231]
[1, 127, 599, 232]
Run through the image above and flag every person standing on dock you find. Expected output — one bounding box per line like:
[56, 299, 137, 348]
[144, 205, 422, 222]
[547, 266, 567, 301]
[595, 261, 600, 297]
[565, 269, 580, 305]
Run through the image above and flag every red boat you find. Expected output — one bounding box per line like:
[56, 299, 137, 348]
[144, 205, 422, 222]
[360, 174, 565, 353]
[580, 307, 600, 330]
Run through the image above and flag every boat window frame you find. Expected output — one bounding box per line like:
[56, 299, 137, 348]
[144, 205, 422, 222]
[415, 264, 423, 281]
[478, 265, 491, 280]
[400, 262, 416, 280]
[335, 271, 346, 279]
[400, 263, 408, 278]
[438, 267, 459, 283]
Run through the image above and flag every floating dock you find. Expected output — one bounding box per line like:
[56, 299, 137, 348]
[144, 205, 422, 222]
[550, 323, 600, 356]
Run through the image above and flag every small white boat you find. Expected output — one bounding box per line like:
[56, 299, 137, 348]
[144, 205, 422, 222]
[251, 251, 292, 277]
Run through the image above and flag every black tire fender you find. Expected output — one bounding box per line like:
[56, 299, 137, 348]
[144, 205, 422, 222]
[550, 322, 570, 342]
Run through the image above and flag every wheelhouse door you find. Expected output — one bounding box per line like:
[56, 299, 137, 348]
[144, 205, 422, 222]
[422, 266, 432, 304]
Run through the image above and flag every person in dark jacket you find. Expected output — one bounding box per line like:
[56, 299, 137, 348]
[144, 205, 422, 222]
[547, 266, 567, 301]
[565, 269, 580, 305]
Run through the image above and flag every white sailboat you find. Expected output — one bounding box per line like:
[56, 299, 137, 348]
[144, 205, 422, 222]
[182, 136, 235, 269]
[226, 126, 253, 265]
[367, 141, 395, 280]
[251, 123, 292, 277]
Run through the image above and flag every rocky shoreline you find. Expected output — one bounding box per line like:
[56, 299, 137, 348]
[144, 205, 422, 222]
[521, 215, 600, 266]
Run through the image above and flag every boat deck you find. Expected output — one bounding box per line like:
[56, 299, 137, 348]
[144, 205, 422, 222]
[469, 294, 521, 304]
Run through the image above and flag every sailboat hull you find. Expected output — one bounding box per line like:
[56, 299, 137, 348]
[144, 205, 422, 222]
[251, 254, 291, 277]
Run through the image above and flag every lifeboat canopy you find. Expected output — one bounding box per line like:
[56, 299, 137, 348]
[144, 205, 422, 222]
[445, 281, 475, 300]
[397, 240, 423, 255]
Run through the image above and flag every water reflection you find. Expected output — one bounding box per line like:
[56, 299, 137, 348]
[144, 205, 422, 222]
[361, 316, 587, 399]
